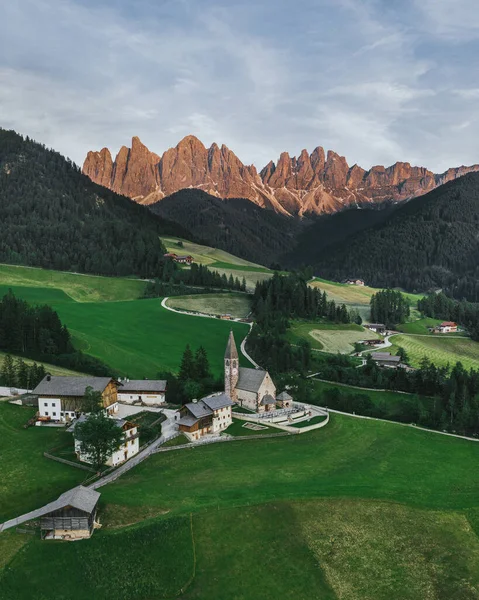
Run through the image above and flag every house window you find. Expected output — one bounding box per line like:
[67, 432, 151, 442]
[52, 412, 57, 416]
[45, 411, 49, 416]
[44, 402, 48, 407]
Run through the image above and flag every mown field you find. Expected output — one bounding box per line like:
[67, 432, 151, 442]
[0, 283, 251, 378]
[2, 412, 478, 599]
[390, 334, 479, 371]
[161, 236, 267, 269]
[0, 264, 146, 302]
[286, 321, 378, 353]
[166, 292, 251, 318]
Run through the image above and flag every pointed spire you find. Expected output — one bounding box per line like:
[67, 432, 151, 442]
[225, 330, 239, 360]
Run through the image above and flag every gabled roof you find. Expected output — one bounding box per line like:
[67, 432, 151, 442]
[0, 486, 100, 532]
[119, 379, 167, 393]
[261, 394, 275, 405]
[366, 323, 385, 328]
[185, 401, 213, 419]
[202, 393, 233, 411]
[440, 322, 457, 327]
[178, 415, 199, 427]
[276, 391, 292, 401]
[225, 331, 239, 360]
[33, 376, 116, 397]
[67, 415, 135, 433]
[236, 367, 267, 393]
[371, 352, 401, 362]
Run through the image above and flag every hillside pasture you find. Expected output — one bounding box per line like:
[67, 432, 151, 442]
[0, 285, 251, 378]
[211, 267, 273, 291]
[0, 351, 86, 378]
[0, 264, 146, 302]
[0, 404, 84, 523]
[166, 293, 251, 318]
[286, 321, 379, 353]
[392, 334, 479, 371]
[161, 236, 266, 268]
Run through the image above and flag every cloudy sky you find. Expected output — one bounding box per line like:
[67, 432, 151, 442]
[1, 0, 479, 172]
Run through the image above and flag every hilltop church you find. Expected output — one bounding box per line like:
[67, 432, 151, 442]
[225, 331, 291, 413]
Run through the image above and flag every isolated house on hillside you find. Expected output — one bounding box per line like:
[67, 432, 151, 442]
[0, 486, 100, 541]
[117, 379, 167, 405]
[224, 331, 278, 412]
[33, 375, 120, 423]
[435, 321, 458, 333]
[68, 415, 139, 466]
[178, 393, 233, 440]
[345, 278, 365, 286]
[365, 323, 386, 335]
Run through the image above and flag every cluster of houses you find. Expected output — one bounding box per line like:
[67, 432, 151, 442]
[163, 252, 193, 265]
[344, 278, 365, 286]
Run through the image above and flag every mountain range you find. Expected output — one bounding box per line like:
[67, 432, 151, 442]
[83, 135, 479, 216]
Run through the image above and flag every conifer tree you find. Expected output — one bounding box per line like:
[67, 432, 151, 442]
[179, 345, 195, 380]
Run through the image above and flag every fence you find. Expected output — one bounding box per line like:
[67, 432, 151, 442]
[43, 452, 96, 472]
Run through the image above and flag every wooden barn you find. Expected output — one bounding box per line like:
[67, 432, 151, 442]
[0, 486, 101, 541]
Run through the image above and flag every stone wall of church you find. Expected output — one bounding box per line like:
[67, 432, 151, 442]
[237, 389, 258, 411]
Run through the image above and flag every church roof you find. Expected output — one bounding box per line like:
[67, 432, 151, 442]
[277, 391, 293, 401]
[236, 367, 267, 393]
[261, 394, 275, 405]
[225, 331, 239, 360]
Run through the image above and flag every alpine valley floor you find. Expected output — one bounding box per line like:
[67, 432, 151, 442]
[1, 408, 478, 600]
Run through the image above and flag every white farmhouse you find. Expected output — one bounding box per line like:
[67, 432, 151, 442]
[69, 415, 139, 467]
[117, 379, 167, 405]
[178, 393, 233, 441]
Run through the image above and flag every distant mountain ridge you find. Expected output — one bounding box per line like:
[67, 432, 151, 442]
[83, 135, 479, 216]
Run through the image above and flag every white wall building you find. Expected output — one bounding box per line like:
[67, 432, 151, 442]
[117, 379, 167, 405]
[70, 416, 139, 467]
[178, 393, 233, 441]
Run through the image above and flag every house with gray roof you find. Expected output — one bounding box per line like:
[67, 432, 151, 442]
[117, 378, 167, 405]
[0, 486, 101, 540]
[179, 392, 233, 441]
[224, 331, 279, 412]
[371, 352, 402, 368]
[33, 375, 120, 423]
[276, 391, 293, 408]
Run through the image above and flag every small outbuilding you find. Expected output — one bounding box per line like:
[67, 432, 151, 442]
[276, 391, 293, 409]
[0, 486, 100, 540]
[117, 379, 167, 405]
[371, 352, 402, 368]
[365, 323, 386, 335]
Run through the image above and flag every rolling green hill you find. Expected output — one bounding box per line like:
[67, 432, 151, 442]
[2, 411, 478, 599]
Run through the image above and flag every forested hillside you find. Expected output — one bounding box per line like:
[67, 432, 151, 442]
[310, 173, 479, 300]
[150, 189, 299, 267]
[0, 129, 186, 277]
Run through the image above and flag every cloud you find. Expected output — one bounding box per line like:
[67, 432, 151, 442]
[0, 0, 478, 173]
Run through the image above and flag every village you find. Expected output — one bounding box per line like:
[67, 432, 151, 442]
[0, 331, 328, 541]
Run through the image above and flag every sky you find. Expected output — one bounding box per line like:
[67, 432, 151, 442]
[1, 0, 479, 172]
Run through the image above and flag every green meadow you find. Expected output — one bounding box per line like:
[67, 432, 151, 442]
[286, 321, 379, 353]
[0, 283, 251, 379]
[2, 410, 478, 599]
[166, 292, 252, 318]
[390, 334, 479, 371]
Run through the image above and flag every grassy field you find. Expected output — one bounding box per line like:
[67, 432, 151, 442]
[0, 264, 146, 302]
[161, 236, 267, 269]
[0, 284, 251, 378]
[211, 266, 273, 291]
[286, 321, 379, 353]
[2, 411, 479, 599]
[0, 404, 85, 523]
[223, 418, 278, 436]
[391, 334, 479, 370]
[166, 292, 251, 318]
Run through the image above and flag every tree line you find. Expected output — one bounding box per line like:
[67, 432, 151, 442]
[0, 354, 47, 389]
[418, 292, 479, 341]
[0, 290, 111, 377]
[370, 289, 410, 327]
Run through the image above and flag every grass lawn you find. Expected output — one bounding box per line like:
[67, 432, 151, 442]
[286, 321, 379, 353]
[161, 236, 267, 269]
[310, 379, 431, 420]
[0, 264, 146, 302]
[162, 433, 191, 447]
[223, 417, 279, 436]
[166, 292, 252, 318]
[207, 261, 272, 273]
[0, 285, 251, 378]
[0, 404, 85, 522]
[391, 334, 479, 370]
[2, 411, 479, 599]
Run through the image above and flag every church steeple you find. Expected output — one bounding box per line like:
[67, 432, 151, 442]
[224, 331, 239, 401]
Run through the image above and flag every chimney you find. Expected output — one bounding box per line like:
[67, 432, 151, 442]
[46, 375, 51, 382]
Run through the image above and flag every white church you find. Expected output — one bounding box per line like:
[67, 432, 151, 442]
[224, 331, 293, 413]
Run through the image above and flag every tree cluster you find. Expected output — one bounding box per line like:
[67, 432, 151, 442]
[314, 353, 479, 435]
[370, 289, 410, 328]
[418, 292, 479, 341]
[0, 354, 46, 389]
[0, 128, 187, 278]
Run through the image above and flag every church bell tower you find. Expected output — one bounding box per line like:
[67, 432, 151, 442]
[224, 330, 239, 401]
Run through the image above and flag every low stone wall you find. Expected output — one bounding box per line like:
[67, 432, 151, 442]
[43, 452, 96, 472]
[231, 407, 329, 434]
